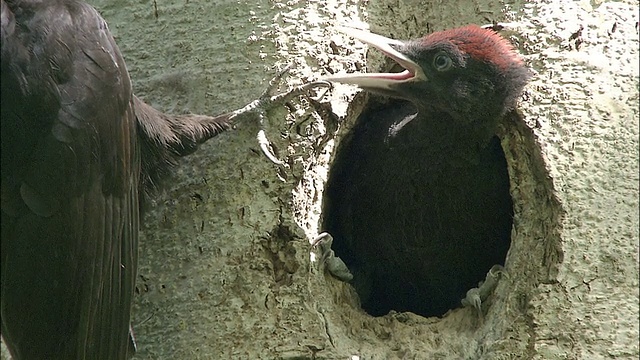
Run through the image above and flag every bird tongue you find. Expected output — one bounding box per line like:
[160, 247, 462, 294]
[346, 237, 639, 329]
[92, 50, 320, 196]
[326, 27, 426, 90]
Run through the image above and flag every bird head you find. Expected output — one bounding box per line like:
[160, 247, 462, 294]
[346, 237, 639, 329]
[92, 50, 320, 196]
[328, 25, 530, 126]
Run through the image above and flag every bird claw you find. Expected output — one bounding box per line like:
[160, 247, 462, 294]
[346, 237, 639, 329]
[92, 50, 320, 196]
[461, 264, 507, 316]
[260, 64, 294, 99]
[232, 66, 332, 165]
[256, 129, 284, 165]
[311, 232, 353, 282]
[266, 80, 333, 106]
[462, 288, 483, 313]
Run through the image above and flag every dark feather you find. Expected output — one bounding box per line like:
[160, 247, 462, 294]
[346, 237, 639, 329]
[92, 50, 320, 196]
[1, 1, 237, 358]
[323, 26, 528, 317]
[324, 98, 514, 317]
[1, 1, 137, 358]
[134, 95, 234, 204]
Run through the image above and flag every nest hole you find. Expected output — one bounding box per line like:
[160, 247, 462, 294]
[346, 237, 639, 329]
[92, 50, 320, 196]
[321, 97, 517, 318]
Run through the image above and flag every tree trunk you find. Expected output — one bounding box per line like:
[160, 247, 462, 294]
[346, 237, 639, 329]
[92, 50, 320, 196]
[3, 0, 637, 359]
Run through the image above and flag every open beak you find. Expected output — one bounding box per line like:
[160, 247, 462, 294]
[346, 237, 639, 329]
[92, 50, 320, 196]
[326, 27, 427, 90]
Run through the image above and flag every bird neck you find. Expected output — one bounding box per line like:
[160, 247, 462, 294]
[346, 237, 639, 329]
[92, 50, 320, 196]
[387, 107, 498, 158]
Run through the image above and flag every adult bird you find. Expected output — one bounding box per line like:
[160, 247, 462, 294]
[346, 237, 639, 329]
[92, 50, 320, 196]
[322, 26, 530, 317]
[1, 0, 323, 358]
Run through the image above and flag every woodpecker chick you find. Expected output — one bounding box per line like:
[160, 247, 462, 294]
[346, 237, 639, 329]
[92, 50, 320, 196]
[323, 25, 530, 317]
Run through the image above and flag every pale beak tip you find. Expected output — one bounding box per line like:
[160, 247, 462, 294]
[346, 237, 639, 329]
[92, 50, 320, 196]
[322, 73, 359, 84]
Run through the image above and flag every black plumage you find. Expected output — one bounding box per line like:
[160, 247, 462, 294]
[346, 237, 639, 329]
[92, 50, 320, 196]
[1, 1, 245, 358]
[323, 26, 530, 317]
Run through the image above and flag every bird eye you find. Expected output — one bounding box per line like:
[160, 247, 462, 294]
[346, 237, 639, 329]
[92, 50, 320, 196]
[433, 52, 453, 71]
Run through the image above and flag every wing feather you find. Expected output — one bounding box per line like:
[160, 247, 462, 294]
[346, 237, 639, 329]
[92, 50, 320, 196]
[1, 1, 138, 359]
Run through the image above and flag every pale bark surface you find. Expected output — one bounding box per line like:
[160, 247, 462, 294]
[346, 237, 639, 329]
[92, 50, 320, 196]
[2, 0, 637, 359]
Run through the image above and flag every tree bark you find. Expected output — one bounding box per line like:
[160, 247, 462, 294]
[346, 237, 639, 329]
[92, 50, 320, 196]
[3, 0, 637, 359]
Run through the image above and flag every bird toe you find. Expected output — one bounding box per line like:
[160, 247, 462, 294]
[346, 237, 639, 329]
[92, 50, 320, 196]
[312, 232, 354, 282]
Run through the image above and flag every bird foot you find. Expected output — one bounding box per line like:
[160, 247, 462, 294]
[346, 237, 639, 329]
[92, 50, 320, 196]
[311, 232, 353, 282]
[461, 265, 508, 317]
[229, 65, 332, 165]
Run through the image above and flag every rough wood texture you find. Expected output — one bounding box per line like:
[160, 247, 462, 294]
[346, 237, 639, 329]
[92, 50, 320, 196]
[3, 0, 637, 359]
